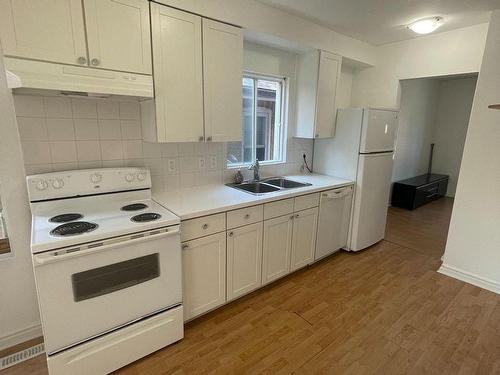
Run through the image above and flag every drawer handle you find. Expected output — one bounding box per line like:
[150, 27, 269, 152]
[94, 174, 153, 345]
[182, 244, 189, 250]
[202, 223, 209, 230]
[244, 214, 250, 219]
[228, 231, 234, 237]
[295, 214, 299, 218]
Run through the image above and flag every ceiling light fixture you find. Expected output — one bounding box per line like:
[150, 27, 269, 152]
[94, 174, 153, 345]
[408, 17, 443, 35]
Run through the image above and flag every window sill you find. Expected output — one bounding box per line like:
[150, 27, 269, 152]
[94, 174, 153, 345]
[226, 161, 286, 170]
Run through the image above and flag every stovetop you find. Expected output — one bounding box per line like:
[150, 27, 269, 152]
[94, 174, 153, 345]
[30, 190, 180, 253]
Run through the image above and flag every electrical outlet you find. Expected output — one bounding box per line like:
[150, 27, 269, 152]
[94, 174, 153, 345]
[167, 158, 177, 173]
[199, 157, 206, 170]
[209, 155, 217, 169]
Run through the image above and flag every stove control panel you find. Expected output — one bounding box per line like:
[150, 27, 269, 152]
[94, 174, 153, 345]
[26, 168, 151, 202]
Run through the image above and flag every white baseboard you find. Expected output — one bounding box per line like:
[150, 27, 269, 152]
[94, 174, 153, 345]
[438, 264, 500, 295]
[0, 324, 42, 351]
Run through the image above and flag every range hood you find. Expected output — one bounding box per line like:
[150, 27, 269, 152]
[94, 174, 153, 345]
[4, 57, 153, 98]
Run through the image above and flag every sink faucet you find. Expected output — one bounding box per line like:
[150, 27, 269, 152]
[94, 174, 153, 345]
[248, 159, 260, 181]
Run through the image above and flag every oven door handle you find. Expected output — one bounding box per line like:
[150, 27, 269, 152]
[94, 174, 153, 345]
[33, 226, 180, 267]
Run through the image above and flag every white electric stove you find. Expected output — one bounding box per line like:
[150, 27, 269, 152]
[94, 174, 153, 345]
[27, 168, 184, 375]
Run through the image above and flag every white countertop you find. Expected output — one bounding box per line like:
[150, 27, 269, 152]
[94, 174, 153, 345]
[153, 174, 354, 220]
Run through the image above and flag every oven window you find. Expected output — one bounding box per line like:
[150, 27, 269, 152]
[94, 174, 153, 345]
[72, 253, 160, 302]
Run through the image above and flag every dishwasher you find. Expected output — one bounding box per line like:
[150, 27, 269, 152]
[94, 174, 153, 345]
[315, 185, 354, 261]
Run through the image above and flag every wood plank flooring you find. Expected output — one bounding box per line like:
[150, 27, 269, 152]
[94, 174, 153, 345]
[4, 198, 500, 374]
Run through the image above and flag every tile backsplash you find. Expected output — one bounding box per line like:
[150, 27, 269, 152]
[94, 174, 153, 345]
[14, 94, 312, 192]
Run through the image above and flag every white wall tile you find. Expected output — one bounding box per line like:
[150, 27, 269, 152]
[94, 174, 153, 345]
[121, 120, 142, 140]
[50, 141, 77, 163]
[179, 156, 199, 173]
[102, 160, 125, 168]
[119, 101, 140, 120]
[142, 142, 162, 158]
[43, 97, 72, 118]
[163, 174, 180, 191]
[143, 158, 164, 176]
[76, 141, 101, 162]
[98, 119, 122, 140]
[97, 101, 120, 119]
[25, 163, 53, 175]
[208, 142, 225, 155]
[178, 143, 194, 157]
[14, 95, 45, 117]
[71, 99, 97, 119]
[122, 140, 143, 159]
[46, 118, 75, 141]
[22, 141, 51, 164]
[78, 160, 102, 169]
[160, 143, 178, 158]
[52, 162, 78, 172]
[180, 172, 198, 188]
[74, 119, 99, 140]
[100, 140, 123, 160]
[123, 159, 144, 168]
[17, 117, 48, 141]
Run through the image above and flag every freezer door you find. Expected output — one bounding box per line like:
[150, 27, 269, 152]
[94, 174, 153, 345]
[360, 109, 398, 153]
[349, 153, 393, 251]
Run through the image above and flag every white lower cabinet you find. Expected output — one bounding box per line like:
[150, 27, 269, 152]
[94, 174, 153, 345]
[227, 222, 263, 301]
[262, 215, 293, 285]
[182, 232, 226, 321]
[290, 207, 319, 271]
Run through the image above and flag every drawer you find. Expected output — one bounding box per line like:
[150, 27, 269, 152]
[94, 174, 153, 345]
[264, 198, 294, 220]
[181, 213, 226, 242]
[294, 193, 320, 211]
[227, 205, 263, 229]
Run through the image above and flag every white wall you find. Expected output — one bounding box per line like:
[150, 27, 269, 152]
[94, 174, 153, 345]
[440, 11, 500, 294]
[0, 50, 41, 350]
[432, 77, 477, 196]
[155, 0, 376, 67]
[351, 23, 488, 109]
[392, 79, 439, 182]
[338, 65, 354, 109]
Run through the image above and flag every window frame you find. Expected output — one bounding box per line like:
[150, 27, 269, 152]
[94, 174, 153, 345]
[227, 72, 288, 168]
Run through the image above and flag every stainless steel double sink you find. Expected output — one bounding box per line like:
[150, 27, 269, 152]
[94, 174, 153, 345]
[226, 177, 312, 195]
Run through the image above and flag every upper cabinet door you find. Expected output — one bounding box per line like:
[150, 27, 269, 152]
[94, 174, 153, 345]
[0, 0, 87, 65]
[315, 51, 342, 139]
[150, 4, 204, 142]
[203, 19, 243, 142]
[83, 0, 152, 74]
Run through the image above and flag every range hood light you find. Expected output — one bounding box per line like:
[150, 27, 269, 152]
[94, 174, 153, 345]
[408, 17, 443, 35]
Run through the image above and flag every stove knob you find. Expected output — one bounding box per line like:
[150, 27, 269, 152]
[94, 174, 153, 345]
[137, 172, 146, 181]
[125, 173, 135, 182]
[90, 173, 102, 183]
[36, 180, 48, 190]
[52, 178, 64, 189]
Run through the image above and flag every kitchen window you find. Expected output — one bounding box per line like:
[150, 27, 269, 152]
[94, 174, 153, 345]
[227, 74, 287, 167]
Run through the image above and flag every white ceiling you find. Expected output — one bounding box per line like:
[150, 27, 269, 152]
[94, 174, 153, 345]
[257, 0, 500, 45]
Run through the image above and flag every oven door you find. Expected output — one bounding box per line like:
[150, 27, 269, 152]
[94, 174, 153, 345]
[33, 226, 182, 355]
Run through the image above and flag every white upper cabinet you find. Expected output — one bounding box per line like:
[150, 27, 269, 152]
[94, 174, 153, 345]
[0, 0, 87, 65]
[145, 3, 204, 142]
[295, 50, 342, 139]
[83, 0, 151, 74]
[202, 19, 243, 142]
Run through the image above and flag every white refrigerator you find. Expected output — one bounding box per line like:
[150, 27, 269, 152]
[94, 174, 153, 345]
[314, 108, 399, 251]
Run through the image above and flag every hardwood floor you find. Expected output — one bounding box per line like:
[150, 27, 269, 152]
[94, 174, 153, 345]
[4, 198, 500, 374]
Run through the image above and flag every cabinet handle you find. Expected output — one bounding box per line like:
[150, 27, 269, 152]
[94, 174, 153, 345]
[228, 231, 234, 237]
[77, 56, 87, 65]
[244, 214, 250, 219]
[290, 215, 294, 220]
[181, 243, 189, 250]
[295, 214, 299, 218]
[202, 223, 209, 230]
[90, 58, 100, 66]
[206, 136, 212, 141]
[198, 136, 204, 141]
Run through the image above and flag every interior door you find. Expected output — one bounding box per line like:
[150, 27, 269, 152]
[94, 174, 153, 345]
[349, 153, 393, 251]
[83, 0, 151, 74]
[0, 0, 87, 65]
[202, 19, 243, 142]
[315, 51, 342, 139]
[360, 109, 399, 153]
[150, 3, 204, 142]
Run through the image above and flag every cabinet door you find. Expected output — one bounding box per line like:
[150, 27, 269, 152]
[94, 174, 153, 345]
[202, 19, 243, 142]
[227, 222, 263, 301]
[182, 232, 226, 321]
[291, 207, 319, 271]
[150, 3, 204, 142]
[315, 51, 342, 139]
[83, 0, 151, 74]
[0, 0, 87, 65]
[262, 215, 293, 285]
